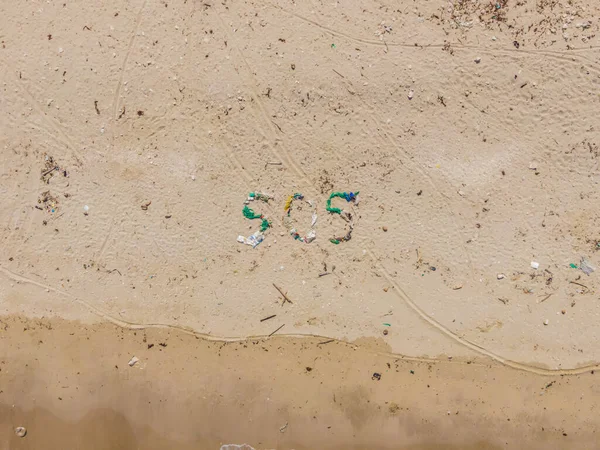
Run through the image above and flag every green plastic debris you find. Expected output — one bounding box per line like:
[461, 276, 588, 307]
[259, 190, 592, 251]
[569, 263, 578, 269]
[331, 43, 336, 49]
[383, 323, 391, 327]
[243, 205, 261, 220]
[326, 191, 359, 214]
[330, 239, 340, 245]
[242, 205, 270, 232]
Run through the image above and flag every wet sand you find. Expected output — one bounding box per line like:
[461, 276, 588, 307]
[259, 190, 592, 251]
[1, 315, 597, 450]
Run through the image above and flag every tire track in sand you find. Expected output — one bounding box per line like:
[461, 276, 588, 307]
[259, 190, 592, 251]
[212, 5, 317, 197]
[112, 0, 148, 121]
[0, 264, 597, 376]
[269, 4, 600, 74]
[17, 77, 84, 166]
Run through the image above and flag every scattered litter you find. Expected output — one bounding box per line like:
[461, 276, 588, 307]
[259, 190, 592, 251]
[543, 319, 549, 326]
[375, 22, 393, 39]
[531, 261, 540, 270]
[83, 205, 89, 215]
[279, 422, 288, 433]
[497, 273, 505, 280]
[38, 191, 59, 214]
[569, 263, 578, 269]
[15, 427, 27, 437]
[141, 201, 151, 210]
[452, 283, 463, 290]
[529, 162, 538, 170]
[408, 89, 414, 100]
[372, 372, 381, 381]
[383, 323, 391, 327]
[40, 154, 64, 183]
[237, 235, 245, 244]
[580, 257, 595, 276]
[382, 226, 388, 232]
[474, 57, 481, 63]
[383, 329, 388, 336]
[410, 370, 415, 374]
[128, 356, 139, 367]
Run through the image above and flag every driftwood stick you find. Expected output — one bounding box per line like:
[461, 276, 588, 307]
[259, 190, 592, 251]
[273, 283, 293, 305]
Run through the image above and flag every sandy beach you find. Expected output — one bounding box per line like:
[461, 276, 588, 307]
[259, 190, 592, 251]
[1, 0, 600, 448]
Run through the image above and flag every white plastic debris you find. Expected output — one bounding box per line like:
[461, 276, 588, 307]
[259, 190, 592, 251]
[128, 356, 139, 367]
[311, 212, 318, 227]
[305, 230, 316, 244]
[531, 261, 540, 270]
[408, 89, 414, 100]
[497, 273, 505, 280]
[237, 235, 245, 244]
[83, 205, 89, 215]
[244, 231, 264, 248]
[474, 57, 481, 63]
[15, 427, 27, 437]
[580, 258, 595, 276]
[543, 319, 549, 326]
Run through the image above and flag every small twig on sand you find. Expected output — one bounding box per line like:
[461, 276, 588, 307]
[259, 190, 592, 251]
[570, 281, 589, 291]
[273, 283, 293, 305]
[268, 324, 285, 337]
[318, 272, 331, 277]
[264, 162, 283, 169]
[260, 314, 276, 322]
[107, 269, 122, 276]
[539, 293, 553, 303]
[332, 69, 345, 78]
[317, 339, 334, 346]
[271, 121, 283, 133]
[41, 166, 59, 178]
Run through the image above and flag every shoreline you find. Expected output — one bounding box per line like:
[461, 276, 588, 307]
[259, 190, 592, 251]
[1, 315, 596, 450]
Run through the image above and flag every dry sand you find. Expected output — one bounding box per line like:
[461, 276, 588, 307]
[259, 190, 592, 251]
[1, 0, 600, 448]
